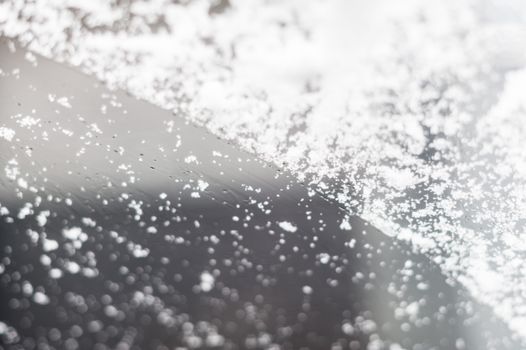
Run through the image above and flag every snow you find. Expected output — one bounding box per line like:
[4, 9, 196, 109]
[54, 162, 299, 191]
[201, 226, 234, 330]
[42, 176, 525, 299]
[278, 221, 297, 233]
[2, 0, 526, 342]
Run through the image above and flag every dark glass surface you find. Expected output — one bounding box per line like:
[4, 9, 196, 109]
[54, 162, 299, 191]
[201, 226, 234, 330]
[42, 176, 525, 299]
[0, 39, 521, 349]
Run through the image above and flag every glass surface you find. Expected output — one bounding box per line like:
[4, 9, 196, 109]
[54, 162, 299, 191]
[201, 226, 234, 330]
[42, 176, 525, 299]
[0, 40, 520, 349]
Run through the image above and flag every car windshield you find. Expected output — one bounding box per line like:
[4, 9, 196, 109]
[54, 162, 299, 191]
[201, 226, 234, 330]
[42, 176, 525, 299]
[1, 1, 526, 349]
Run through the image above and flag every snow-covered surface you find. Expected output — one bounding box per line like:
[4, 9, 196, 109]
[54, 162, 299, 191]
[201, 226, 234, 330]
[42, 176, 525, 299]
[2, 0, 526, 340]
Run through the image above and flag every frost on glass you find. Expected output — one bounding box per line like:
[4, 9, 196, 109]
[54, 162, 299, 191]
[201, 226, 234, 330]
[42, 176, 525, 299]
[1, 0, 526, 348]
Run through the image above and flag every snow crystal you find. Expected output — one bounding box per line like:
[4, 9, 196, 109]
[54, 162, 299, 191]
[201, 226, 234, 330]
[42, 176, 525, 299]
[17, 203, 32, 219]
[278, 221, 297, 233]
[0, 127, 15, 141]
[62, 227, 86, 241]
[36, 210, 50, 226]
[42, 238, 59, 252]
[56, 96, 72, 108]
[318, 253, 330, 264]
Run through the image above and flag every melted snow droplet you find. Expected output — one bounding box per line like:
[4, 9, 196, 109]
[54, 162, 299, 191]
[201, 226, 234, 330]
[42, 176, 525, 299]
[302, 285, 313, 295]
[200, 272, 215, 292]
[33, 291, 50, 305]
[342, 322, 354, 335]
[62, 227, 84, 241]
[81, 217, 96, 227]
[40, 255, 51, 266]
[42, 238, 59, 252]
[65, 261, 81, 274]
[49, 268, 63, 279]
[318, 253, 330, 264]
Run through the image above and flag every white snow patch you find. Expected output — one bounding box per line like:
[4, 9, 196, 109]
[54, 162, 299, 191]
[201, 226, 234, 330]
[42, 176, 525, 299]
[278, 221, 297, 233]
[0, 127, 15, 141]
